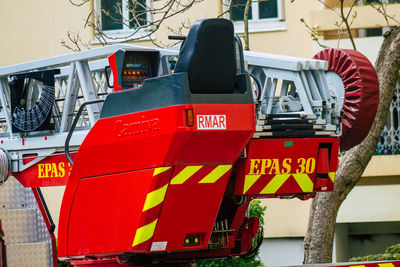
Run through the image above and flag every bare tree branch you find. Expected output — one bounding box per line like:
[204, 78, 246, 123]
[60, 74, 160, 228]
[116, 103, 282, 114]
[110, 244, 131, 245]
[69, 0, 89, 7]
[368, 1, 400, 27]
[63, 0, 252, 50]
[340, 0, 357, 50]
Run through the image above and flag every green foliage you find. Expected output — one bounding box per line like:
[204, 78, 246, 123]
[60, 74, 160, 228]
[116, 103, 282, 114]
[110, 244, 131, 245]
[386, 244, 400, 254]
[349, 244, 400, 262]
[197, 200, 266, 267]
[249, 200, 267, 225]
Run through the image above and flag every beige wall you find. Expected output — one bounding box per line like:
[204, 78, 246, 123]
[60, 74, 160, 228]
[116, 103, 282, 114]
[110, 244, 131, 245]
[313, 36, 383, 64]
[310, 4, 400, 31]
[1, 1, 395, 63]
[40, 186, 65, 237]
[262, 198, 311, 238]
[248, 0, 323, 57]
[0, 0, 325, 67]
[0, 0, 93, 66]
[0, 0, 220, 67]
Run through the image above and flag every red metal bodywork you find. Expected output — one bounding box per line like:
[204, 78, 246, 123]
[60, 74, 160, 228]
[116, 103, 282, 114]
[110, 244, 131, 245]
[8, 101, 340, 263]
[234, 138, 339, 197]
[13, 153, 76, 187]
[7, 91, 342, 264]
[108, 53, 122, 91]
[58, 103, 255, 258]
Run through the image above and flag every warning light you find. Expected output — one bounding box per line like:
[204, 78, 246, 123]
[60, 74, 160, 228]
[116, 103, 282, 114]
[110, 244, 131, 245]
[128, 71, 132, 75]
[183, 234, 201, 247]
[186, 109, 194, 127]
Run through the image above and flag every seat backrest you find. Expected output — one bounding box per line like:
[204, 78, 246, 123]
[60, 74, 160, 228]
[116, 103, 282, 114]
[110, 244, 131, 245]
[174, 18, 236, 94]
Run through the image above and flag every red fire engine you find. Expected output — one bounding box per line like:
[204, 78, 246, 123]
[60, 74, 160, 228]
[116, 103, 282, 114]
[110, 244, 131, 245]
[0, 18, 389, 266]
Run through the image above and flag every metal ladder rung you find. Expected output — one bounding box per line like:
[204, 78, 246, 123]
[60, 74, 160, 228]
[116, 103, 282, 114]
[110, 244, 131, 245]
[264, 119, 314, 125]
[263, 124, 323, 130]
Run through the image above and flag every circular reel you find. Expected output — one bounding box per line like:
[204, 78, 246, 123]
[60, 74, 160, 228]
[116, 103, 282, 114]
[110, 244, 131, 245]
[0, 148, 10, 186]
[314, 48, 380, 151]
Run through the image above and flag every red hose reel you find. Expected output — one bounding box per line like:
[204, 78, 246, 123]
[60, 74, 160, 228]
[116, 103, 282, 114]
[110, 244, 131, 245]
[314, 48, 380, 151]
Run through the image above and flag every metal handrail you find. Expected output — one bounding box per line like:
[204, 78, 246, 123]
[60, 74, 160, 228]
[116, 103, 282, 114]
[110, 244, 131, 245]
[65, 99, 105, 165]
[234, 34, 246, 73]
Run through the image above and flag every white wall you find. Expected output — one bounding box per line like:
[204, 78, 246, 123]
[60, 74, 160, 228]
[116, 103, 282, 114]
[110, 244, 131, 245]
[337, 184, 400, 223]
[259, 237, 304, 266]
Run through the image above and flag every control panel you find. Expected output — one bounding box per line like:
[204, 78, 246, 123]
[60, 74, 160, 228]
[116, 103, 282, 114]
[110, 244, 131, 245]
[121, 54, 151, 88]
[108, 49, 159, 91]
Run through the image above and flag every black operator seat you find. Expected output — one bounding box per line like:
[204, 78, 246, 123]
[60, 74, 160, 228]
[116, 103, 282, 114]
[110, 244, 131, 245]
[100, 18, 252, 119]
[174, 18, 237, 94]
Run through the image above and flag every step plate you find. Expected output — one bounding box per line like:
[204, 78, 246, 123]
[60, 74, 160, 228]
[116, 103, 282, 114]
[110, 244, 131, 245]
[0, 177, 28, 210]
[6, 242, 50, 267]
[0, 208, 38, 244]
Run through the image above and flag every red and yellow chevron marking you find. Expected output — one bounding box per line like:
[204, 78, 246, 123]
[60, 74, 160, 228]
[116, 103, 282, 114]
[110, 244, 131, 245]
[243, 173, 314, 194]
[329, 172, 335, 183]
[132, 167, 172, 249]
[170, 165, 232, 185]
[344, 263, 398, 267]
[132, 165, 232, 249]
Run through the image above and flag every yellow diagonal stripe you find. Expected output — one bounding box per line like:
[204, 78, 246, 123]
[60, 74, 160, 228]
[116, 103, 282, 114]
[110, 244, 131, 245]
[170, 166, 202, 184]
[350, 265, 365, 267]
[142, 184, 169, 211]
[243, 174, 261, 194]
[132, 219, 158, 247]
[292, 173, 314, 192]
[378, 263, 395, 267]
[260, 174, 291, 194]
[199, 165, 232, 183]
[153, 167, 171, 176]
[329, 172, 335, 183]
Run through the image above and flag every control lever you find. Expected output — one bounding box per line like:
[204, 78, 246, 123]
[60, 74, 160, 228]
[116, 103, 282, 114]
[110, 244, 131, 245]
[168, 35, 186, 40]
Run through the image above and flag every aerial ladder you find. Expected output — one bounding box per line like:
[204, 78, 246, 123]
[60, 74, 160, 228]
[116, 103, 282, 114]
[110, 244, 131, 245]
[0, 18, 384, 266]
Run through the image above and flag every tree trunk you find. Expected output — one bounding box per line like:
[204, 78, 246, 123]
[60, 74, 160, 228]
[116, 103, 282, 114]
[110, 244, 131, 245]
[304, 27, 400, 264]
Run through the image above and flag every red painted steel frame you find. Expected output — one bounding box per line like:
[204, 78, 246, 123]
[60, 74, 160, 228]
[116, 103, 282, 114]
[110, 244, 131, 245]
[108, 53, 122, 91]
[13, 153, 76, 187]
[58, 103, 255, 259]
[234, 138, 340, 197]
